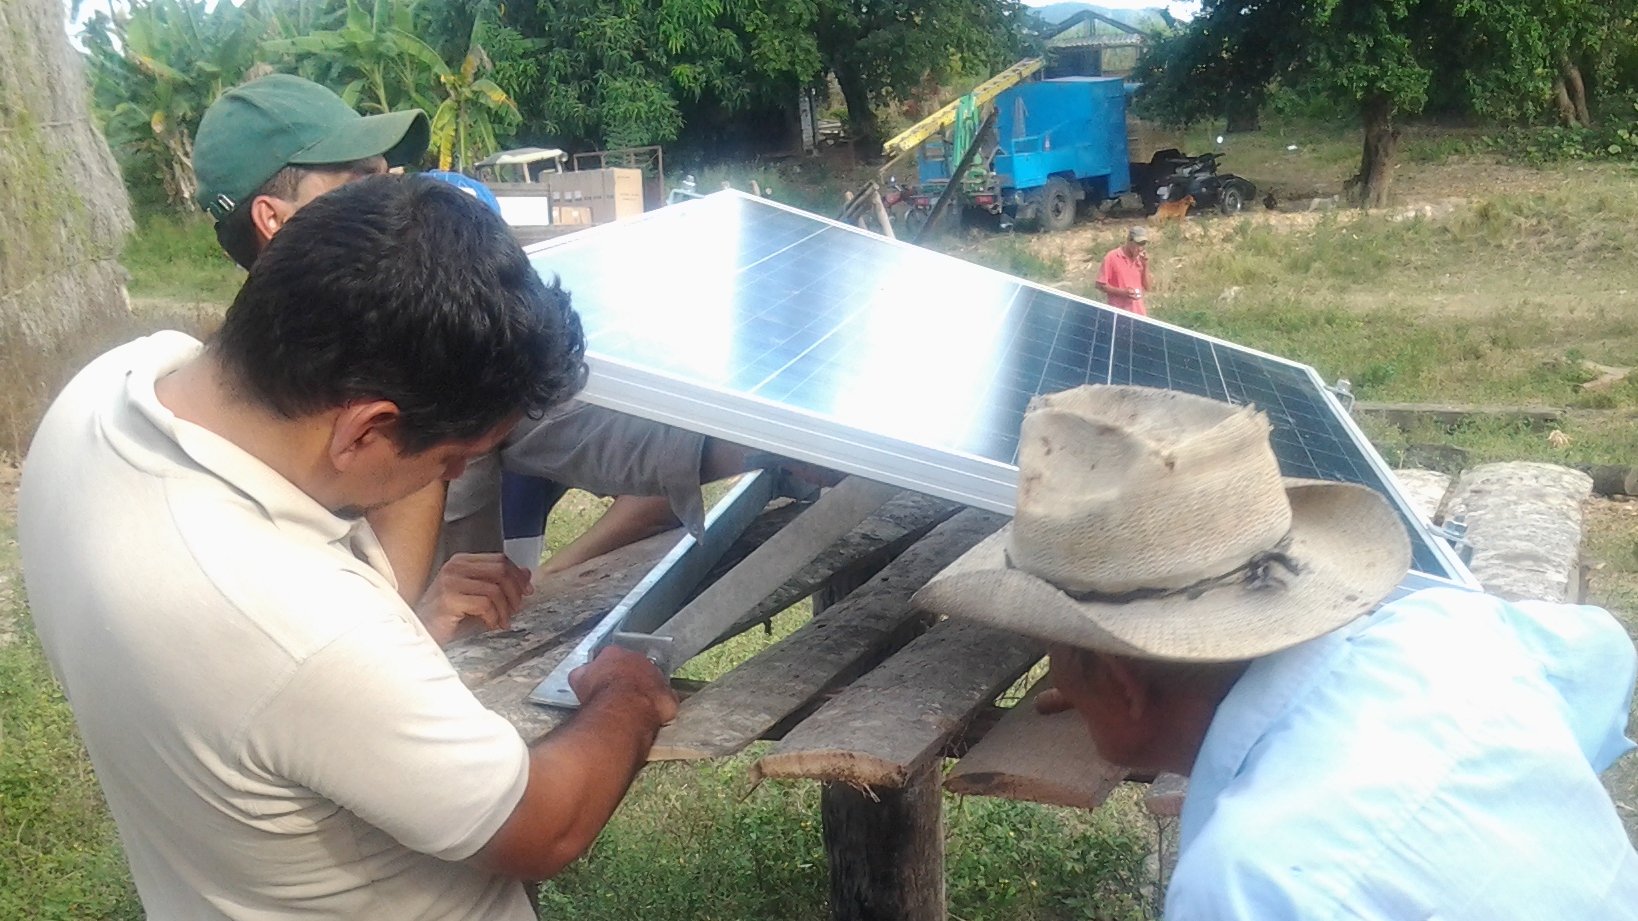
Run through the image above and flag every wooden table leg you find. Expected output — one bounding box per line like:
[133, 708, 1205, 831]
[821, 759, 946, 921]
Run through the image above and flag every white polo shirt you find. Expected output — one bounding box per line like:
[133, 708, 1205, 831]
[19, 333, 533, 920]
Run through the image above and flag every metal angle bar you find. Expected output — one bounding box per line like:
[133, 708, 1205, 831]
[655, 474, 903, 668]
[528, 469, 777, 709]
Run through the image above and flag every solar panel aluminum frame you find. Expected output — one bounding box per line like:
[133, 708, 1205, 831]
[524, 191, 1477, 588]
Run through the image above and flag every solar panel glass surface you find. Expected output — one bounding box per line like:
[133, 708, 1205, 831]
[528, 192, 1467, 581]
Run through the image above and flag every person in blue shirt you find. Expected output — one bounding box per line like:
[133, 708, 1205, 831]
[914, 383, 1638, 920]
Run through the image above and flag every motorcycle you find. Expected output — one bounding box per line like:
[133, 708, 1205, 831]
[1138, 148, 1258, 216]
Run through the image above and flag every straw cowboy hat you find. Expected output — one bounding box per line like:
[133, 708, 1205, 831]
[912, 385, 1411, 662]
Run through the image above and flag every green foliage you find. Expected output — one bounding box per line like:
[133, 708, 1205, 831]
[1132, 0, 1625, 205]
[423, 18, 522, 171]
[1148, 0, 1629, 127]
[536, 755, 828, 920]
[817, 0, 1023, 146]
[946, 795, 1150, 920]
[121, 212, 245, 304]
[1484, 101, 1638, 164]
[82, 0, 270, 208]
[261, 0, 446, 115]
[491, 0, 823, 149]
[0, 619, 142, 921]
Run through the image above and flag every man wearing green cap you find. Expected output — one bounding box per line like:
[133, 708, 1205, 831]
[194, 74, 757, 607]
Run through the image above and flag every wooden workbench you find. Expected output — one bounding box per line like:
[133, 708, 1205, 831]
[447, 488, 1133, 921]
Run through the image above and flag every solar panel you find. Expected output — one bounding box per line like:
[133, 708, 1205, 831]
[527, 191, 1472, 583]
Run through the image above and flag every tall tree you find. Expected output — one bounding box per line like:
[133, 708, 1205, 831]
[4, 0, 134, 455]
[815, 0, 1023, 152]
[427, 19, 520, 170]
[486, 0, 822, 150]
[1133, 0, 1611, 208]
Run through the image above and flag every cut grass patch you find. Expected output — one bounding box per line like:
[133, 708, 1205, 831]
[121, 213, 244, 305]
[0, 472, 140, 921]
[0, 621, 143, 921]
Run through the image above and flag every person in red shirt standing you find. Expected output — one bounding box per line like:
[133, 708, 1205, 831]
[1096, 226, 1151, 315]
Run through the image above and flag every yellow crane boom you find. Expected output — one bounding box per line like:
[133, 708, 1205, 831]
[880, 58, 1044, 159]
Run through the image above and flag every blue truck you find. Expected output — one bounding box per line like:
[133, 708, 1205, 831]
[916, 76, 1132, 232]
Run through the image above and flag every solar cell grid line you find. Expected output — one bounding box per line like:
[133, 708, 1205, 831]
[523, 190, 1474, 585]
[1108, 315, 1231, 400]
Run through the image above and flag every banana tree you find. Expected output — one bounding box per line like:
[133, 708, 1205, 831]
[261, 0, 444, 115]
[428, 22, 521, 171]
[82, 0, 267, 207]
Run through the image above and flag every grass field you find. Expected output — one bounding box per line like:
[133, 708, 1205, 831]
[4, 118, 1637, 918]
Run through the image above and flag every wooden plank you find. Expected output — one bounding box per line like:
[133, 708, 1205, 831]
[1144, 772, 1188, 818]
[822, 760, 945, 921]
[649, 509, 1005, 762]
[451, 490, 946, 687]
[944, 683, 1129, 810]
[472, 654, 575, 744]
[705, 491, 959, 650]
[662, 477, 904, 667]
[753, 619, 1042, 788]
[446, 527, 683, 686]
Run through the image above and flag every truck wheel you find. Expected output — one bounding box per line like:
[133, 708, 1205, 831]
[1041, 178, 1076, 232]
[1220, 185, 1247, 215]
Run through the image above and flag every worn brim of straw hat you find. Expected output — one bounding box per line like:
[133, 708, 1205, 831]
[911, 480, 1410, 663]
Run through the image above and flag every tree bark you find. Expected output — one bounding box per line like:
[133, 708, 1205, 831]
[1224, 94, 1261, 134]
[1353, 94, 1400, 210]
[834, 65, 881, 156]
[1562, 58, 1593, 127]
[1552, 75, 1579, 127]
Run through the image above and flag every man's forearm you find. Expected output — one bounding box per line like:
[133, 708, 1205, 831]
[541, 495, 678, 575]
[477, 688, 663, 880]
[366, 480, 446, 603]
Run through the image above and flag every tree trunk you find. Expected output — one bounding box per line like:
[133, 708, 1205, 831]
[834, 65, 881, 156]
[1552, 75, 1579, 127]
[2, 0, 134, 453]
[1562, 59, 1592, 127]
[1353, 95, 1399, 210]
[1224, 95, 1261, 134]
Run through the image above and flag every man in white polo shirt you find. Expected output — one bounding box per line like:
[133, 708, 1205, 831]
[18, 176, 677, 919]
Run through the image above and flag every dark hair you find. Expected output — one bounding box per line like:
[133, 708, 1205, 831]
[212, 174, 586, 452]
[214, 158, 390, 269]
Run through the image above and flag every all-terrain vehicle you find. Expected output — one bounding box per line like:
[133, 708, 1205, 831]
[1136, 148, 1258, 216]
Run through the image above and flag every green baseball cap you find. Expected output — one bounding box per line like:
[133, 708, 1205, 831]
[194, 73, 430, 220]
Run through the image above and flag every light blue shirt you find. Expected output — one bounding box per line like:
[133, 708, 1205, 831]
[1168, 587, 1638, 920]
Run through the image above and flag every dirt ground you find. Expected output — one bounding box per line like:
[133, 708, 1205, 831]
[942, 152, 1579, 293]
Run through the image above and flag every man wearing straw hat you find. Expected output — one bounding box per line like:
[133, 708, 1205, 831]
[914, 384, 1638, 918]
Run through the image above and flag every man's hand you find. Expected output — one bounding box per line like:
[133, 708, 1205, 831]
[1034, 686, 1075, 715]
[1038, 644, 1093, 716]
[415, 552, 533, 645]
[476, 645, 679, 881]
[569, 646, 678, 727]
